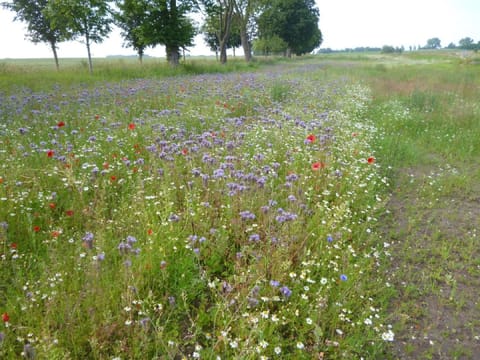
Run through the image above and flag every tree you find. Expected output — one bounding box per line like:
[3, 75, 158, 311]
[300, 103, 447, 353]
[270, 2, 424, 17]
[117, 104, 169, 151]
[2, 0, 69, 70]
[48, 0, 113, 74]
[201, 0, 235, 64]
[256, 0, 322, 57]
[233, 0, 257, 62]
[202, 9, 241, 60]
[425, 37, 441, 49]
[459, 37, 475, 50]
[114, 0, 150, 62]
[141, 0, 197, 66]
[252, 35, 287, 55]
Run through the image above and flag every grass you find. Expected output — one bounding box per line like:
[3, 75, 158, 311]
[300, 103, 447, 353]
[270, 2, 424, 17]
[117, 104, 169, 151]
[0, 51, 479, 359]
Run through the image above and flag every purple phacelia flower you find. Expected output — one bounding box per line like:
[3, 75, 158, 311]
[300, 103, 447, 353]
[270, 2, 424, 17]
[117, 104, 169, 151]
[280, 286, 292, 298]
[126, 235, 137, 245]
[249, 233, 260, 242]
[239, 210, 256, 221]
[270, 280, 280, 287]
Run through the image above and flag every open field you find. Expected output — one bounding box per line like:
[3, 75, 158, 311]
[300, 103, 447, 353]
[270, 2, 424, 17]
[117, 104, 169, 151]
[1, 51, 479, 359]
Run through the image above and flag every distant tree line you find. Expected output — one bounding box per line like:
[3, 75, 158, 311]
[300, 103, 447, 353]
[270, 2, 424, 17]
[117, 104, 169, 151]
[318, 37, 479, 55]
[2, 0, 322, 71]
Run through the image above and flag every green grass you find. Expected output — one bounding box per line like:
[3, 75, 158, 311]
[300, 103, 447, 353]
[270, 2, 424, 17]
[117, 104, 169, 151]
[0, 50, 479, 359]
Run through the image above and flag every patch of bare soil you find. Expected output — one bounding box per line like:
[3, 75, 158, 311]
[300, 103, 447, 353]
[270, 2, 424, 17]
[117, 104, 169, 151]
[385, 167, 480, 359]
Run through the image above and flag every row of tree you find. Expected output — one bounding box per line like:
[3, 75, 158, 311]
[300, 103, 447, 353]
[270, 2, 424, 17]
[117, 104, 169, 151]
[425, 37, 480, 51]
[3, 0, 322, 72]
[318, 37, 480, 55]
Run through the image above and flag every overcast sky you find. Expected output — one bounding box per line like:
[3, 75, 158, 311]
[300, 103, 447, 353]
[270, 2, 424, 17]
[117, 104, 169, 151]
[0, 0, 479, 59]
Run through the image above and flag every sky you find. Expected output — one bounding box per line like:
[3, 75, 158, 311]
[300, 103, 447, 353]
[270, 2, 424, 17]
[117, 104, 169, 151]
[0, 0, 479, 59]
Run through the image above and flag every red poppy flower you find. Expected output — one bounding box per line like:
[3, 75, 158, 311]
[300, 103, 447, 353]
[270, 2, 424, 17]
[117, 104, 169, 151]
[128, 123, 135, 130]
[52, 231, 60, 238]
[57, 121, 65, 127]
[65, 210, 74, 217]
[312, 162, 325, 170]
[95, 114, 100, 120]
[10, 243, 17, 249]
[47, 150, 55, 158]
[2, 312, 9, 322]
[49, 203, 56, 210]
[0, 177, 3, 184]
[182, 148, 188, 155]
[367, 156, 375, 164]
[110, 175, 117, 182]
[33, 226, 41, 232]
[147, 228, 153, 236]
[306, 134, 316, 143]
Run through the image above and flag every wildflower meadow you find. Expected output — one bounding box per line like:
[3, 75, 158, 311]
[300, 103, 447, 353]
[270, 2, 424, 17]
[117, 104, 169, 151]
[0, 59, 396, 359]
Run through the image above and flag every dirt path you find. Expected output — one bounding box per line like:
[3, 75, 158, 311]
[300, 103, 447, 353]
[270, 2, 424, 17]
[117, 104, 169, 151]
[385, 164, 480, 359]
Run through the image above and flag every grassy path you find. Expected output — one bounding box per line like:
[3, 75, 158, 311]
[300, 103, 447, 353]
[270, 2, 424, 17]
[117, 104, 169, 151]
[364, 56, 480, 359]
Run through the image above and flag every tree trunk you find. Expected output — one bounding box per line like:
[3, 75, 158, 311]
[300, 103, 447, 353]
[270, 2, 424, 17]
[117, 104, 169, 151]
[166, 45, 180, 66]
[50, 41, 60, 71]
[219, 41, 228, 64]
[85, 33, 93, 74]
[233, 0, 253, 62]
[240, 28, 252, 62]
[218, 0, 234, 64]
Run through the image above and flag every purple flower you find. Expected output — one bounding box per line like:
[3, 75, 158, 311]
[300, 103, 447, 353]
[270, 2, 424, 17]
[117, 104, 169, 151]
[222, 281, 233, 293]
[248, 297, 259, 307]
[139, 317, 150, 328]
[286, 173, 299, 182]
[249, 233, 260, 242]
[82, 232, 94, 249]
[23, 343, 36, 359]
[213, 168, 225, 178]
[126, 235, 137, 245]
[169, 213, 180, 222]
[118, 242, 131, 254]
[340, 274, 348, 281]
[239, 210, 256, 221]
[270, 280, 280, 287]
[280, 286, 292, 298]
[327, 235, 333, 243]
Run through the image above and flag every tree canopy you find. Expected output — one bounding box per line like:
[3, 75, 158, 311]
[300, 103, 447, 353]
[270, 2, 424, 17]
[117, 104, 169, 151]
[47, 0, 113, 73]
[256, 0, 322, 56]
[114, 0, 151, 62]
[3, 0, 69, 70]
[425, 37, 441, 49]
